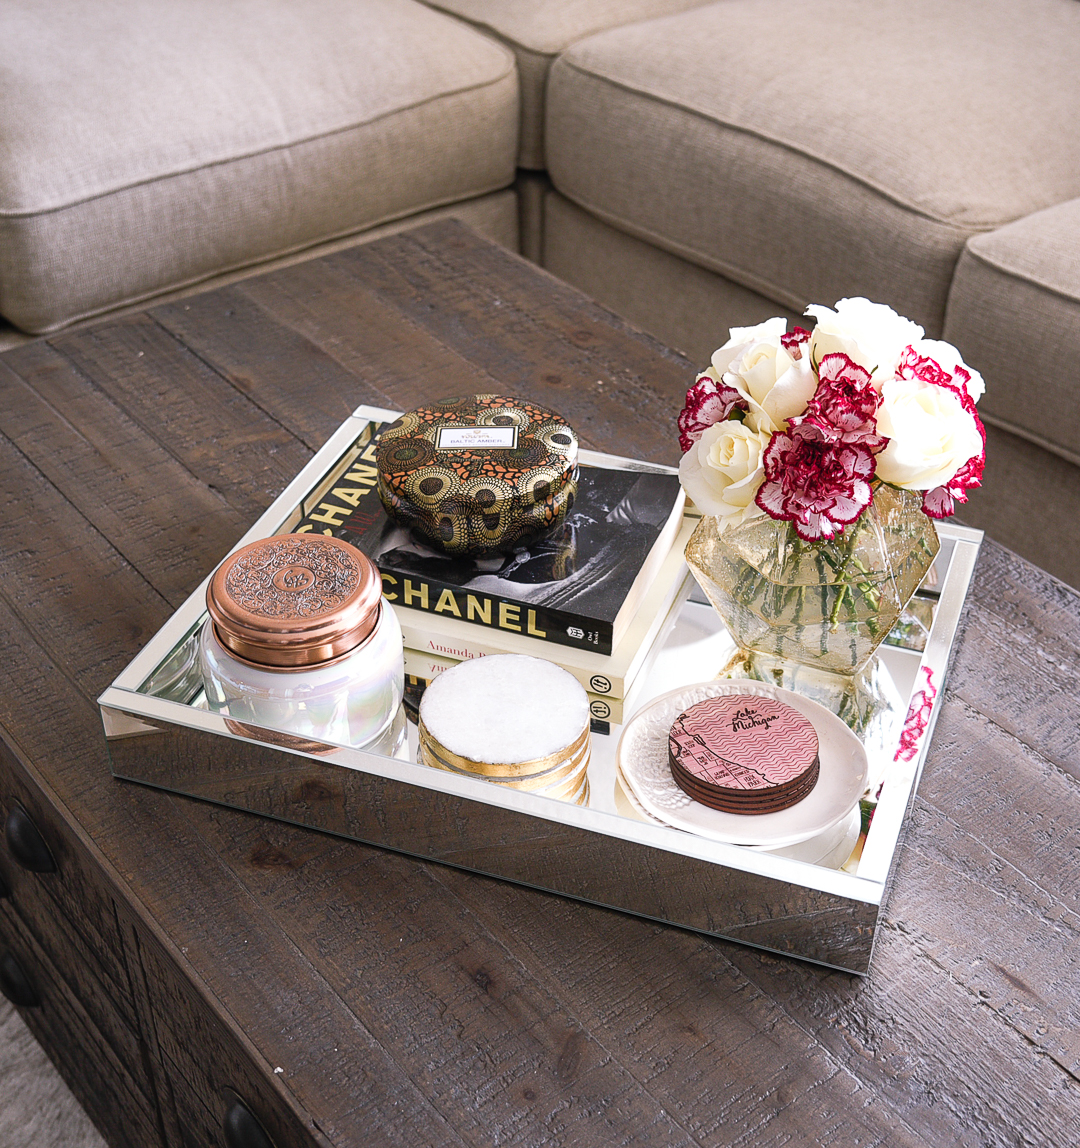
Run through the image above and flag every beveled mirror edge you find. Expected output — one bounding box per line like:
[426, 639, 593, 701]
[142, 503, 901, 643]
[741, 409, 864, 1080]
[101, 713, 881, 974]
[857, 527, 982, 883]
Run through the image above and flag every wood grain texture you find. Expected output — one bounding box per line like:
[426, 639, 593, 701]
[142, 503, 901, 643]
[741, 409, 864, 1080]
[1, 220, 1078, 1147]
[152, 223, 692, 465]
[0, 344, 248, 606]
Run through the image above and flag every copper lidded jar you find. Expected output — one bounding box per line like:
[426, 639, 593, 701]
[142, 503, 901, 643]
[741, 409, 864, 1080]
[198, 534, 404, 749]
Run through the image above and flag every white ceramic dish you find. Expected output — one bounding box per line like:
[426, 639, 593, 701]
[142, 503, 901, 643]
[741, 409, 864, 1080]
[613, 773, 861, 867]
[616, 680, 868, 848]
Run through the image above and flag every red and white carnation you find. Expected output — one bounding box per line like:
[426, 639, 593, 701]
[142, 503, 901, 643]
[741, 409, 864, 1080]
[678, 373, 747, 451]
[908, 338, 985, 403]
[756, 424, 876, 542]
[677, 299, 986, 539]
[792, 353, 888, 453]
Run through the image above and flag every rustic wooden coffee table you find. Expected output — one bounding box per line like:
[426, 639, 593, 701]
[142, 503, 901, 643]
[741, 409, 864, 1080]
[1, 221, 1077, 1147]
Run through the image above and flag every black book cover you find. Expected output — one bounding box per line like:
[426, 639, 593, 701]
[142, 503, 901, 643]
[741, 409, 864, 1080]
[291, 425, 682, 655]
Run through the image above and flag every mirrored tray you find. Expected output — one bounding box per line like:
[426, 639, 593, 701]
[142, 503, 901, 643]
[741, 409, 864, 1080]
[99, 406, 982, 974]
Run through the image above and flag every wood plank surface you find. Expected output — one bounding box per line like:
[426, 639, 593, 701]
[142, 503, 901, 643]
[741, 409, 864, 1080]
[1, 220, 1078, 1147]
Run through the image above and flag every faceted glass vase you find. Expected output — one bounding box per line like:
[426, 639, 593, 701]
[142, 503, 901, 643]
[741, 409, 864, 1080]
[685, 485, 940, 678]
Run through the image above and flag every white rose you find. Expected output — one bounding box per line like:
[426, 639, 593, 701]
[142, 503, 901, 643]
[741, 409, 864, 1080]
[875, 377, 984, 490]
[678, 420, 771, 529]
[806, 298, 924, 386]
[707, 318, 816, 435]
[908, 338, 985, 403]
[729, 341, 817, 435]
[710, 316, 788, 375]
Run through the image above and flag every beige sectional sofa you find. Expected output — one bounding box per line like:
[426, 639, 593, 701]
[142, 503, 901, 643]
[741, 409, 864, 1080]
[0, 0, 521, 335]
[3, 0, 1078, 587]
[533, 0, 1080, 589]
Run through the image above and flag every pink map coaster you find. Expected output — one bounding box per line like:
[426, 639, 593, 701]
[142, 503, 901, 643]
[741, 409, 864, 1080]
[668, 695, 818, 793]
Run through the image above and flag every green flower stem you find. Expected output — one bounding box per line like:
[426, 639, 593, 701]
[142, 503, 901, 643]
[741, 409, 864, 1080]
[829, 584, 849, 624]
[699, 486, 938, 678]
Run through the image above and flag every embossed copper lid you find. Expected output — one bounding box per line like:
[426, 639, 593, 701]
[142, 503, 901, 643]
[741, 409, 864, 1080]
[206, 535, 382, 668]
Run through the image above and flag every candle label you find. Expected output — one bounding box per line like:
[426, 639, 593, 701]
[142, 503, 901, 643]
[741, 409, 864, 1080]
[436, 425, 518, 450]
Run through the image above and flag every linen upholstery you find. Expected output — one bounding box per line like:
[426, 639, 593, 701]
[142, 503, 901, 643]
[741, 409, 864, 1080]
[546, 0, 1080, 336]
[0, 0, 519, 334]
[944, 200, 1080, 467]
[958, 423, 1080, 592]
[421, 1, 709, 168]
[542, 190, 798, 366]
[0, 190, 520, 354]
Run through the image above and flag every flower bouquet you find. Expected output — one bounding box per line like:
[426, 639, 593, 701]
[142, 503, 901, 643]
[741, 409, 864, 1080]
[678, 298, 985, 722]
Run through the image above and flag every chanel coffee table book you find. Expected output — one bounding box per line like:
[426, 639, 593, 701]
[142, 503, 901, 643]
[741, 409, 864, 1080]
[284, 417, 686, 656]
[394, 525, 694, 700]
[99, 404, 982, 974]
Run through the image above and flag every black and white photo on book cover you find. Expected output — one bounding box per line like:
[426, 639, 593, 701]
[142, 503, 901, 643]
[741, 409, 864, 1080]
[290, 425, 684, 656]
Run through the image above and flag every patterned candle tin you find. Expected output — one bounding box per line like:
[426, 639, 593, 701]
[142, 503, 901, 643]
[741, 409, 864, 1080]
[375, 394, 578, 556]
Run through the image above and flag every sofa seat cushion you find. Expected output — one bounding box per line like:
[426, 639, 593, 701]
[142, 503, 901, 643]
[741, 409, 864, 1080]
[0, 0, 518, 334]
[944, 200, 1080, 466]
[547, 0, 1080, 336]
[422, 1, 708, 168]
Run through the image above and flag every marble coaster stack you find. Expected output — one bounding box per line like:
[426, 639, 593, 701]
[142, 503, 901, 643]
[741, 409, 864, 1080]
[417, 654, 591, 806]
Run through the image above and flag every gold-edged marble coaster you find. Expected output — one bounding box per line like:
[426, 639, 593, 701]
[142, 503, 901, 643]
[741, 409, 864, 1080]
[417, 654, 591, 805]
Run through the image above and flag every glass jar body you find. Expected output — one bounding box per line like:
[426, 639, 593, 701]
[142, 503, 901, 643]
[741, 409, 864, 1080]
[199, 604, 404, 749]
[685, 486, 939, 676]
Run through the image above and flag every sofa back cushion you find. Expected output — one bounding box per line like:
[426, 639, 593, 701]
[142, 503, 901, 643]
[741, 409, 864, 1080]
[546, 0, 1080, 335]
[0, 0, 519, 333]
[422, 0, 711, 167]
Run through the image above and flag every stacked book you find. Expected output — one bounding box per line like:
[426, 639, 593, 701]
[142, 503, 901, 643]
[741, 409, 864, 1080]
[279, 416, 692, 731]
